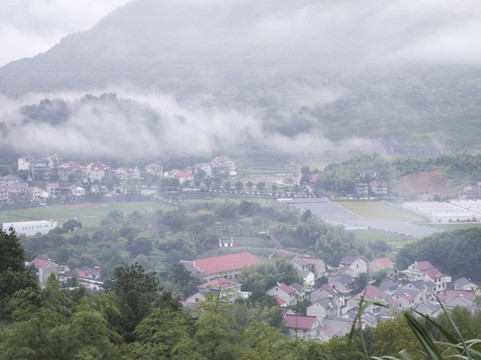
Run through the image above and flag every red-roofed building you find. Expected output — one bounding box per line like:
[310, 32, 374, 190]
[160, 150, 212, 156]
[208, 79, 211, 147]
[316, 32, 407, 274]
[339, 256, 368, 277]
[369, 257, 394, 274]
[86, 161, 111, 182]
[310, 283, 338, 303]
[173, 170, 194, 184]
[267, 282, 298, 306]
[180, 252, 260, 281]
[347, 285, 387, 314]
[29, 257, 59, 284]
[295, 256, 326, 276]
[440, 289, 477, 302]
[74, 266, 101, 280]
[115, 166, 141, 181]
[58, 161, 84, 182]
[285, 315, 320, 338]
[392, 292, 416, 310]
[407, 261, 451, 294]
[276, 296, 287, 307]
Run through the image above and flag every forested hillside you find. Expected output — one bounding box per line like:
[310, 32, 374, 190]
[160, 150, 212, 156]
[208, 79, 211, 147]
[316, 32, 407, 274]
[311, 153, 481, 197]
[1, 0, 481, 153]
[396, 227, 481, 282]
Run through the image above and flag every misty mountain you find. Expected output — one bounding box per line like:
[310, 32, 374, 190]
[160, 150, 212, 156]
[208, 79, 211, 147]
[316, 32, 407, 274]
[1, 0, 481, 156]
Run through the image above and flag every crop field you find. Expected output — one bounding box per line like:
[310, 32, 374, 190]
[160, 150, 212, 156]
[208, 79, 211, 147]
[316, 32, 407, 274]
[0, 201, 174, 227]
[335, 201, 426, 222]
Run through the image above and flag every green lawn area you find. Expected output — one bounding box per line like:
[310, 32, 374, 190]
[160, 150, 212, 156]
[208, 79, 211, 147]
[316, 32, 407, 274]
[335, 201, 426, 222]
[0, 201, 175, 227]
[236, 157, 296, 177]
[426, 223, 481, 230]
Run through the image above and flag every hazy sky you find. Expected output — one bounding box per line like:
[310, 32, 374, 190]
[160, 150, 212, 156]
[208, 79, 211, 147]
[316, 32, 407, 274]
[0, 0, 130, 67]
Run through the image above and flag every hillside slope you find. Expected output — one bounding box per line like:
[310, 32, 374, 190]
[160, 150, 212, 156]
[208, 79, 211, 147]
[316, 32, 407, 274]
[1, 0, 481, 152]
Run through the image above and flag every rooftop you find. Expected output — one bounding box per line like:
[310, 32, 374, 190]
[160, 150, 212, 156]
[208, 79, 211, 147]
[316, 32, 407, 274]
[285, 315, 317, 330]
[188, 252, 260, 275]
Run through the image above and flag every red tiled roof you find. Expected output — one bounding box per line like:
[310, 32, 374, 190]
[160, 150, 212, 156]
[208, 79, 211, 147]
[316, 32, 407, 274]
[285, 315, 317, 330]
[289, 282, 303, 291]
[276, 296, 286, 306]
[174, 170, 193, 178]
[191, 252, 260, 275]
[321, 284, 337, 295]
[272, 282, 296, 295]
[281, 307, 296, 317]
[198, 277, 240, 289]
[362, 285, 386, 300]
[388, 298, 400, 305]
[29, 257, 52, 268]
[424, 268, 443, 279]
[373, 258, 393, 268]
[417, 261, 435, 271]
[89, 161, 109, 171]
[441, 290, 476, 302]
[74, 267, 101, 278]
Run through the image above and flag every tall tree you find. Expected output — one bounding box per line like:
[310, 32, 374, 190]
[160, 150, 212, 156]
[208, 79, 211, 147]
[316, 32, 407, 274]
[106, 263, 161, 341]
[0, 228, 38, 319]
[0, 228, 25, 272]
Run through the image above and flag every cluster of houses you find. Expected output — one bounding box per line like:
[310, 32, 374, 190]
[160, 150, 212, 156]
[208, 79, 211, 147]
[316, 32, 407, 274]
[354, 169, 388, 198]
[0, 173, 88, 204]
[179, 251, 479, 341]
[27, 257, 103, 291]
[306, 167, 388, 198]
[0, 154, 238, 204]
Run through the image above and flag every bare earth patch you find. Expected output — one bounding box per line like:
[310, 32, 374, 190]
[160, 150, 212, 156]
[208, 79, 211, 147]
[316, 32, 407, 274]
[392, 170, 451, 199]
[62, 203, 104, 210]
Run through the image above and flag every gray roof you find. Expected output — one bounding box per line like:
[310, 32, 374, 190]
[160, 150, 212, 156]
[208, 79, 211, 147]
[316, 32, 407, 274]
[405, 280, 435, 290]
[297, 269, 312, 278]
[292, 257, 309, 266]
[338, 274, 354, 285]
[393, 288, 419, 298]
[443, 296, 473, 310]
[318, 298, 336, 308]
[454, 277, 471, 287]
[379, 279, 399, 291]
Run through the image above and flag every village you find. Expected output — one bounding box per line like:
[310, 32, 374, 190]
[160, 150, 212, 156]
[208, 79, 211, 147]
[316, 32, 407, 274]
[0, 154, 238, 206]
[177, 250, 479, 341]
[22, 241, 479, 342]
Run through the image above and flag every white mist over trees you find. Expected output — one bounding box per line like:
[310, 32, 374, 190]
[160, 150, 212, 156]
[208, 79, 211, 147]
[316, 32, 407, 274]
[0, 0, 481, 158]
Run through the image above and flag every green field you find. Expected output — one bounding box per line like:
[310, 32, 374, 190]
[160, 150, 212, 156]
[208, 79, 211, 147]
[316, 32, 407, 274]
[335, 201, 426, 222]
[426, 223, 481, 230]
[0, 201, 175, 227]
[352, 230, 414, 249]
[236, 157, 296, 177]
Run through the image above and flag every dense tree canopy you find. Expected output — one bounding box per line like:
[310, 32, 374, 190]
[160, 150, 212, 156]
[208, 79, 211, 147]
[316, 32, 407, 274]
[396, 228, 481, 282]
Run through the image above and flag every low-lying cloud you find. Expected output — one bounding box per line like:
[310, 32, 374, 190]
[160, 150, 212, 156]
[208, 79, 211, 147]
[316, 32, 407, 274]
[0, 88, 381, 160]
